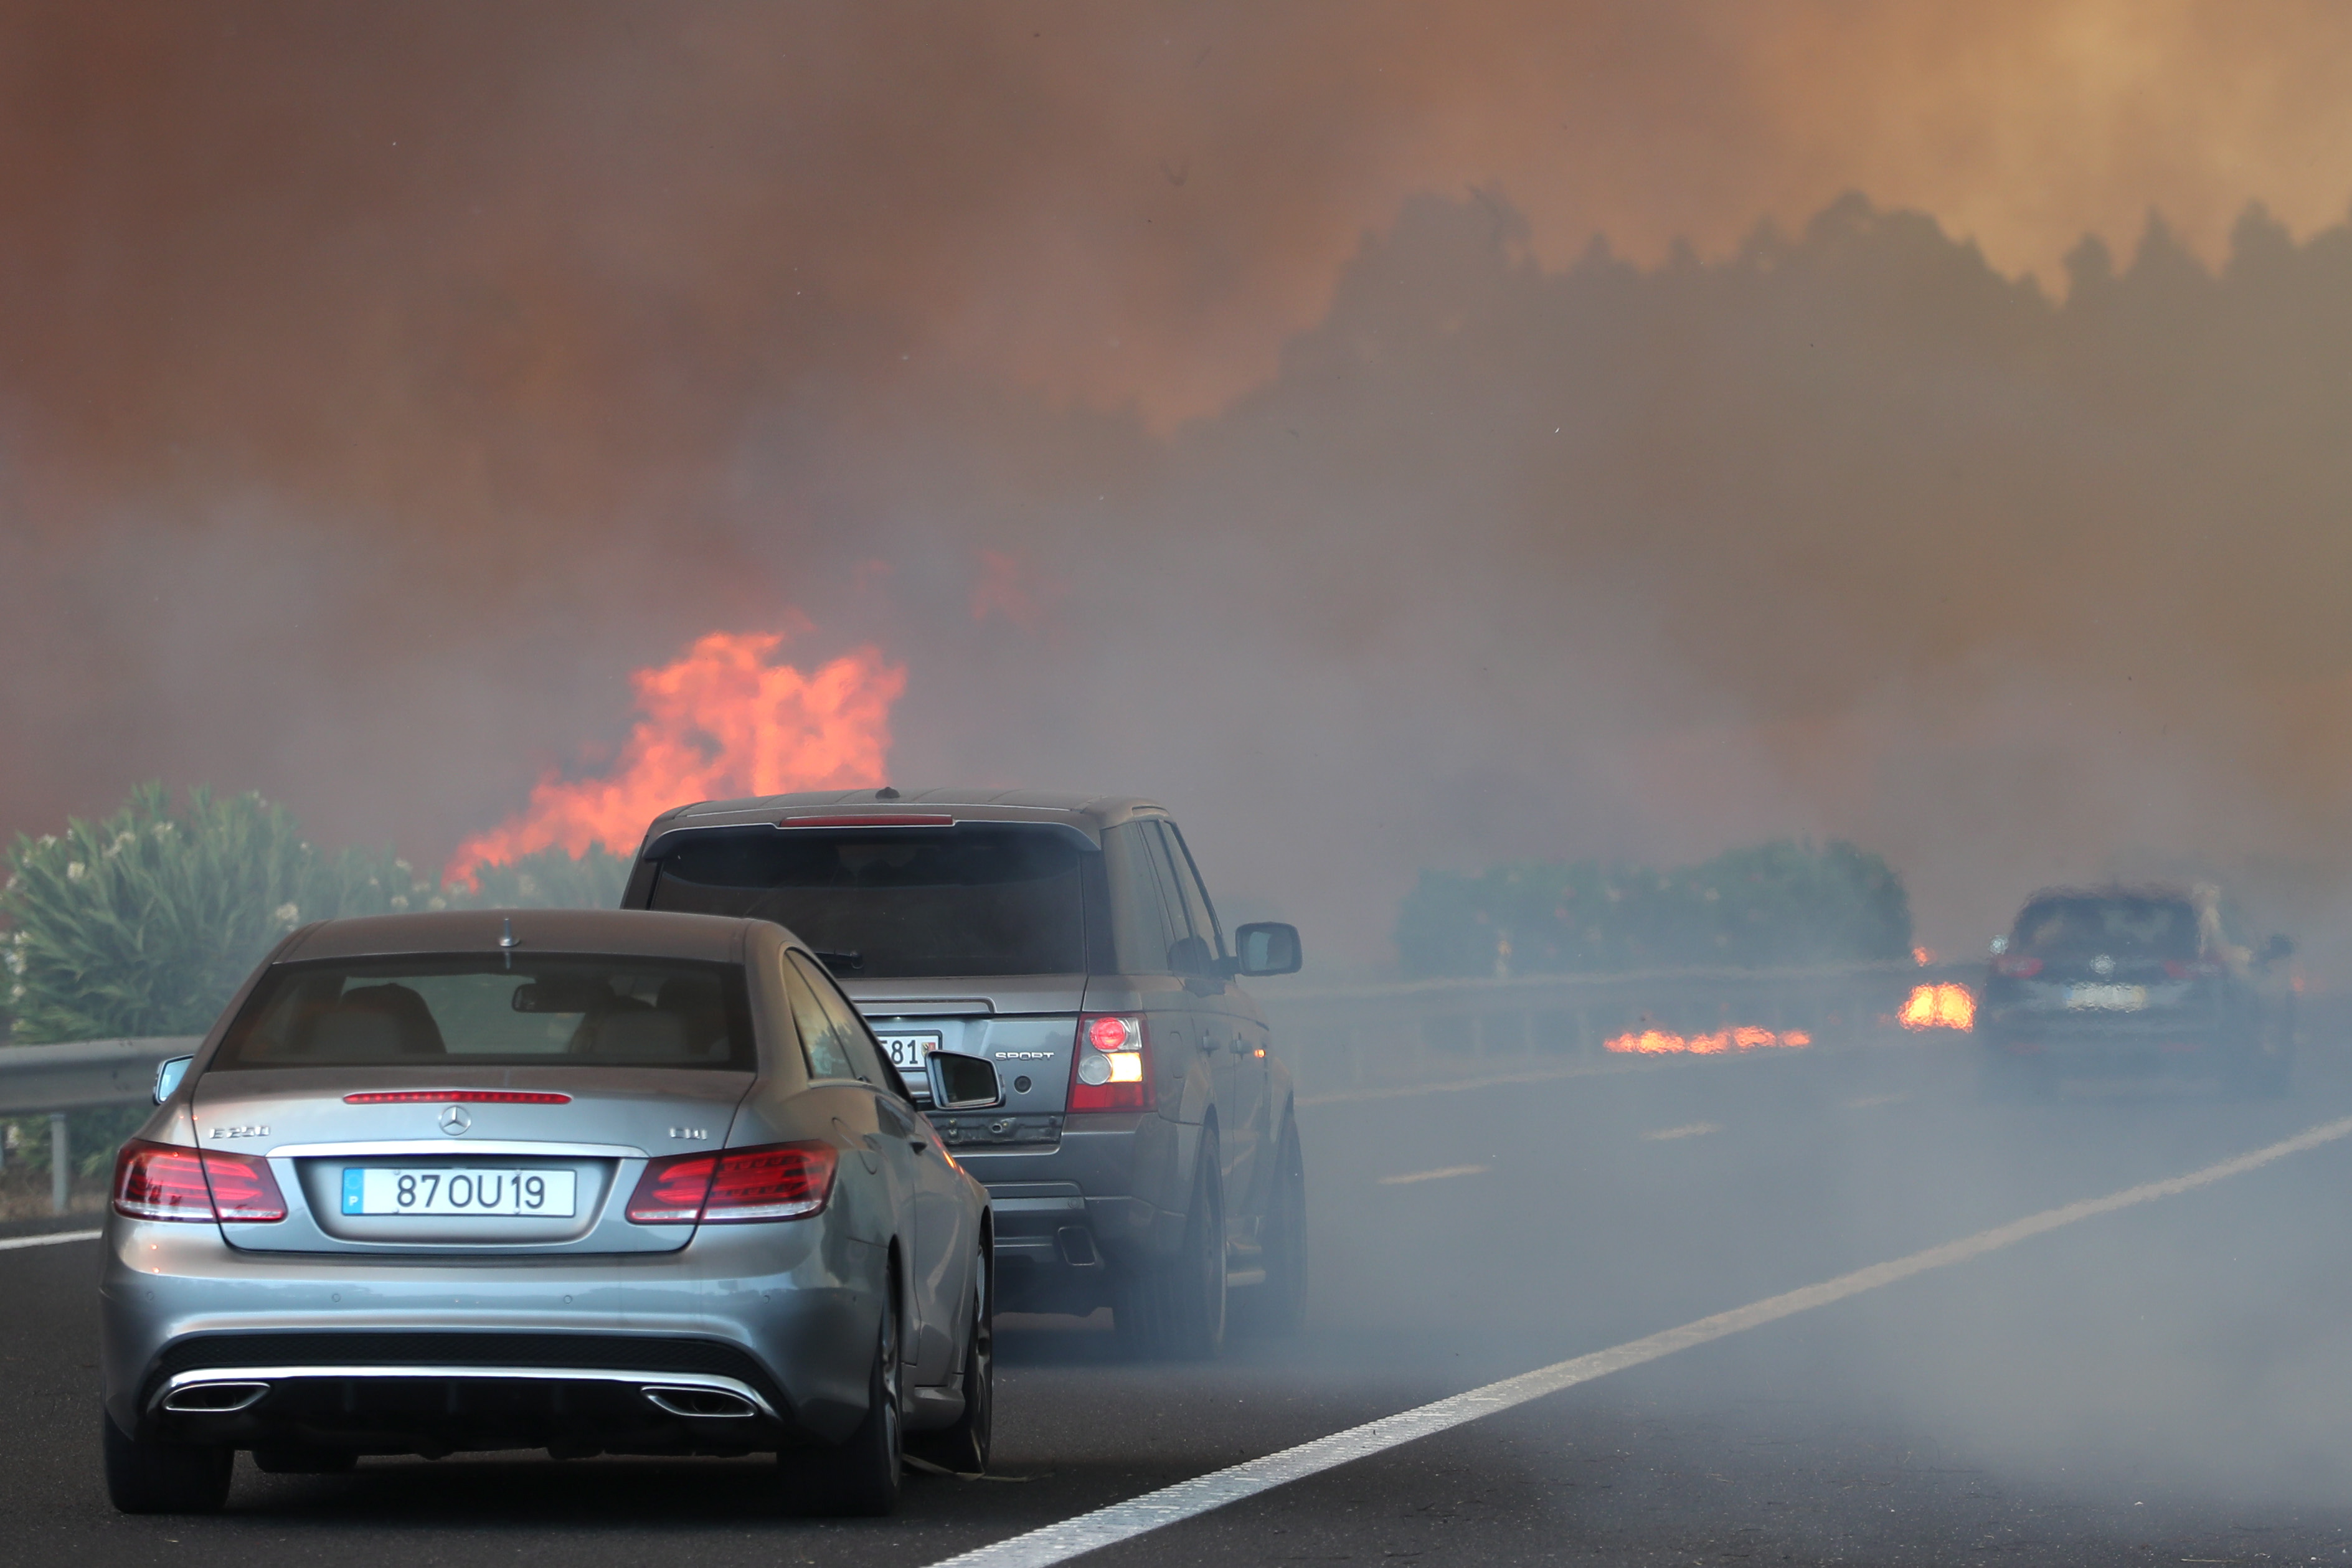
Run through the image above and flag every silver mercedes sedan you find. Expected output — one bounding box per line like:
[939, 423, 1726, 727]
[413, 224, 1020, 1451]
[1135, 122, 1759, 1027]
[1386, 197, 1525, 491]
[98, 909, 998, 1517]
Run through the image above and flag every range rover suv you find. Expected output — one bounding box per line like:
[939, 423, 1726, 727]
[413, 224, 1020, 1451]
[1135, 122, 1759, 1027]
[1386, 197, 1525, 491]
[1977, 882, 2296, 1098]
[621, 789, 1303, 1356]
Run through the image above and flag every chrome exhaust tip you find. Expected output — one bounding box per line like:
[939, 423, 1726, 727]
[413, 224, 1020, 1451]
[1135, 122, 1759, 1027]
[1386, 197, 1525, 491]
[162, 1381, 270, 1414]
[642, 1386, 757, 1419]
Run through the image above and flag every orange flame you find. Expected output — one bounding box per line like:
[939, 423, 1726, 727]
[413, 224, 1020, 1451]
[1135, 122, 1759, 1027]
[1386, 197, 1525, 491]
[445, 629, 907, 887]
[1605, 1025, 1813, 1056]
[1899, 982, 1975, 1031]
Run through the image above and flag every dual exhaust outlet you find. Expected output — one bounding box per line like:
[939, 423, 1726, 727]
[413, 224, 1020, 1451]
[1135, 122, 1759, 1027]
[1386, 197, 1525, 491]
[160, 1377, 760, 1420]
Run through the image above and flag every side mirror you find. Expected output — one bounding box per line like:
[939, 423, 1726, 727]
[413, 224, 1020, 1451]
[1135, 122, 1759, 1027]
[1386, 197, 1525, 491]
[1226, 922, 1303, 978]
[153, 1055, 194, 1105]
[925, 1051, 1003, 1112]
[2262, 933, 2296, 965]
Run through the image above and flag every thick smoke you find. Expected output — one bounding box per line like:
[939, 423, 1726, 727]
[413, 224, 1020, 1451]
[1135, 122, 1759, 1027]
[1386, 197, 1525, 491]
[9, 4, 2352, 968]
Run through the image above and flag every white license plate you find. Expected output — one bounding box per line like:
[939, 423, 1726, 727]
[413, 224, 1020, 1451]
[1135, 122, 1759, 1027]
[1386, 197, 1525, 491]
[2065, 983, 2148, 1011]
[341, 1168, 577, 1217]
[876, 1031, 942, 1073]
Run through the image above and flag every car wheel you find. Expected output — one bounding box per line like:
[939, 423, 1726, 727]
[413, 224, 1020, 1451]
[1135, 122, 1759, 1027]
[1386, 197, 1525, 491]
[782, 1275, 904, 1516]
[1237, 1119, 1305, 1338]
[1117, 1129, 1226, 1360]
[102, 1409, 232, 1514]
[907, 1243, 992, 1475]
[251, 1448, 357, 1475]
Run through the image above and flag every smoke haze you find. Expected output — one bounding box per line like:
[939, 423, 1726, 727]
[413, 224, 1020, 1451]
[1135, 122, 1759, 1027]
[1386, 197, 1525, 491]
[9, 2, 2352, 965]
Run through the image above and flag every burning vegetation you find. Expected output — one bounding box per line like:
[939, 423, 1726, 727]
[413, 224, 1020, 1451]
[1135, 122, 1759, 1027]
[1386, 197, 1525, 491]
[1605, 1026, 1813, 1056]
[444, 630, 905, 888]
[1899, 982, 1977, 1031]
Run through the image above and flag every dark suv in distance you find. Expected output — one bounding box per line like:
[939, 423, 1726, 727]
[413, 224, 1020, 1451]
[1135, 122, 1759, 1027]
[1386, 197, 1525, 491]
[1976, 883, 2296, 1098]
[621, 789, 1304, 1357]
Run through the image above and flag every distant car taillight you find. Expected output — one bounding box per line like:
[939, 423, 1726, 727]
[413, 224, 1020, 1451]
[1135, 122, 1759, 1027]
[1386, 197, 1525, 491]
[625, 1141, 838, 1224]
[2165, 958, 2224, 979]
[1992, 954, 2044, 978]
[113, 1138, 287, 1223]
[1069, 1014, 1153, 1112]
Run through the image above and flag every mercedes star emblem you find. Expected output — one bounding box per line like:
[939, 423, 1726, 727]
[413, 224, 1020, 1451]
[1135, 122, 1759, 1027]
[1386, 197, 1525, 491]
[438, 1105, 472, 1136]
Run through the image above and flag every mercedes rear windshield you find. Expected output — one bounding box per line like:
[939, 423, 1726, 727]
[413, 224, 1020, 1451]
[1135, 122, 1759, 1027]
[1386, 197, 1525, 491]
[210, 955, 756, 1070]
[643, 823, 1098, 978]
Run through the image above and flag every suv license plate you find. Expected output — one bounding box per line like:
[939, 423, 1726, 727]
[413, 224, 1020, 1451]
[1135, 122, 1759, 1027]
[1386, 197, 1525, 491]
[342, 1168, 578, 1217]
[876, 1031, 942, 1073]
[2065, 983, 2147, 1011]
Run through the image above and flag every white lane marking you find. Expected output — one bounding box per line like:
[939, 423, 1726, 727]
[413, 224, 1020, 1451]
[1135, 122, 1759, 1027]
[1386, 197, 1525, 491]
[926, 1114, 2352, 1568]
[1643, 1122, 1722, 1141]
[1376, 1164, 1490, 1186]
[1843, 1092, 1910, 1110]
[0, 1229, 100, 1251]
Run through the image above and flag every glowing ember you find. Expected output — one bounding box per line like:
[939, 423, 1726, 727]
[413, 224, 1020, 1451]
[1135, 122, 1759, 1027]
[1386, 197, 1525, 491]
[1899, 982, 1975, 1031]
[1605, 1026, 1812, 1056]
[446, 629, 905, 887]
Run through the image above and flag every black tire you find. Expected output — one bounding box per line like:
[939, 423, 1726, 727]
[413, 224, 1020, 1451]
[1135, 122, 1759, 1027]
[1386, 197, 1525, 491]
[1117, 1130, 1226, 1361]
[1237, 1120, 1305, 1339]
[907, 1243, 992, 1475]
[251, 1448, 357, 1475]
[102, 1410, 232, 1514]
[782, 1272, 904, 1516]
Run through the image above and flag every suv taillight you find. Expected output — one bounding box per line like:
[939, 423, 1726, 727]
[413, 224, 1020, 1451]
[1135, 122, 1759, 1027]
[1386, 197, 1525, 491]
[1992, 954, 2044, 978]
[113, 1138, 288, 1223]
[1069, 1014, 1154, 1112]
[625, 1141, 838, 1224]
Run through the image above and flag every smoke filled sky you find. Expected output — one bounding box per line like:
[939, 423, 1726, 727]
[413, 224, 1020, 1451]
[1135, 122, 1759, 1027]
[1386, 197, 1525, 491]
[10, 1, 2352, 965]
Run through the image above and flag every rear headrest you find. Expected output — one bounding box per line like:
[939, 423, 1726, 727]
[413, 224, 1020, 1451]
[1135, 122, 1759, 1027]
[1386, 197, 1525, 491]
[583, 1009, 691, 1060]
[309, 984, 446, 1058]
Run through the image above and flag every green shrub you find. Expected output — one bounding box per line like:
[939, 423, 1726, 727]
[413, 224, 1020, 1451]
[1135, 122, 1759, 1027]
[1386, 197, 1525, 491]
[1396, 838, 1914, 978]
[1, 785, 631, 1046]
[0, 788, 633, 1176]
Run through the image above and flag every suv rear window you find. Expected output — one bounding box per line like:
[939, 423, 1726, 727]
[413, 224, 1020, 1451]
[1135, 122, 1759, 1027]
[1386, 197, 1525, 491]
[210, 955, 754, 1069]
[2011, 896, 2199, 960]
[645, 824, 1092, 978]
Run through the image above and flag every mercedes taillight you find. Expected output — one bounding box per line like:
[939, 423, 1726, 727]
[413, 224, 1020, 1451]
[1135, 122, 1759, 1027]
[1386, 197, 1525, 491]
[113, 1139, 288, 1223]
[625, 1141, 838, 1224]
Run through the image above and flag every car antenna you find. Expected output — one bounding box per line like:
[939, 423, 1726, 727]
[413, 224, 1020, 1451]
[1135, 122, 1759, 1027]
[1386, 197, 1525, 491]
[875, 785, 900, 800]
[499, 915, 519, 970]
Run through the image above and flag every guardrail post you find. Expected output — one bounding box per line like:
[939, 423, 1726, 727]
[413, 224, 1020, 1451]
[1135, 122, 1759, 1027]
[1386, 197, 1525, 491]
[49, 1111, 68, 1215]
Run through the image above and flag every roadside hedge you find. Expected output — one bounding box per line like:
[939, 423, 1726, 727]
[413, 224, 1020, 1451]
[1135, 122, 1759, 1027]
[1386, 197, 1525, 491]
[1396, 838, 1914, 978]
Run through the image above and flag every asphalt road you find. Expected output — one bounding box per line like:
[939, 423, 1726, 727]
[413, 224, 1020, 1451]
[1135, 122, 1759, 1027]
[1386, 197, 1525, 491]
[13, 1036, 2352, 1566]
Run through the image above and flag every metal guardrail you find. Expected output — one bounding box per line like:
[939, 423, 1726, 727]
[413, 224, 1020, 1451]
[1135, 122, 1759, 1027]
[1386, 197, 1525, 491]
[0, 1036, 199, 1216]
[0, 966, 1977, 1211]
[0, 1036, 201, 1117]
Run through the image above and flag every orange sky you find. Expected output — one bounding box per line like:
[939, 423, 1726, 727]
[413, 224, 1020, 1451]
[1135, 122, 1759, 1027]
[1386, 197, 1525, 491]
[10, 2, 2352, 961]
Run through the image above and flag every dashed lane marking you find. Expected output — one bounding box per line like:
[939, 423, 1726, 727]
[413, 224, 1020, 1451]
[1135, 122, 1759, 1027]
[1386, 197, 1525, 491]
[1376, 1164, 1490, 1186]
[1843, 1092, 1911, 1110]
[925, 1113, 2352, 1568]
[0, 1229, 100, 1251]
[1643, 1122, 1722, 1141]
